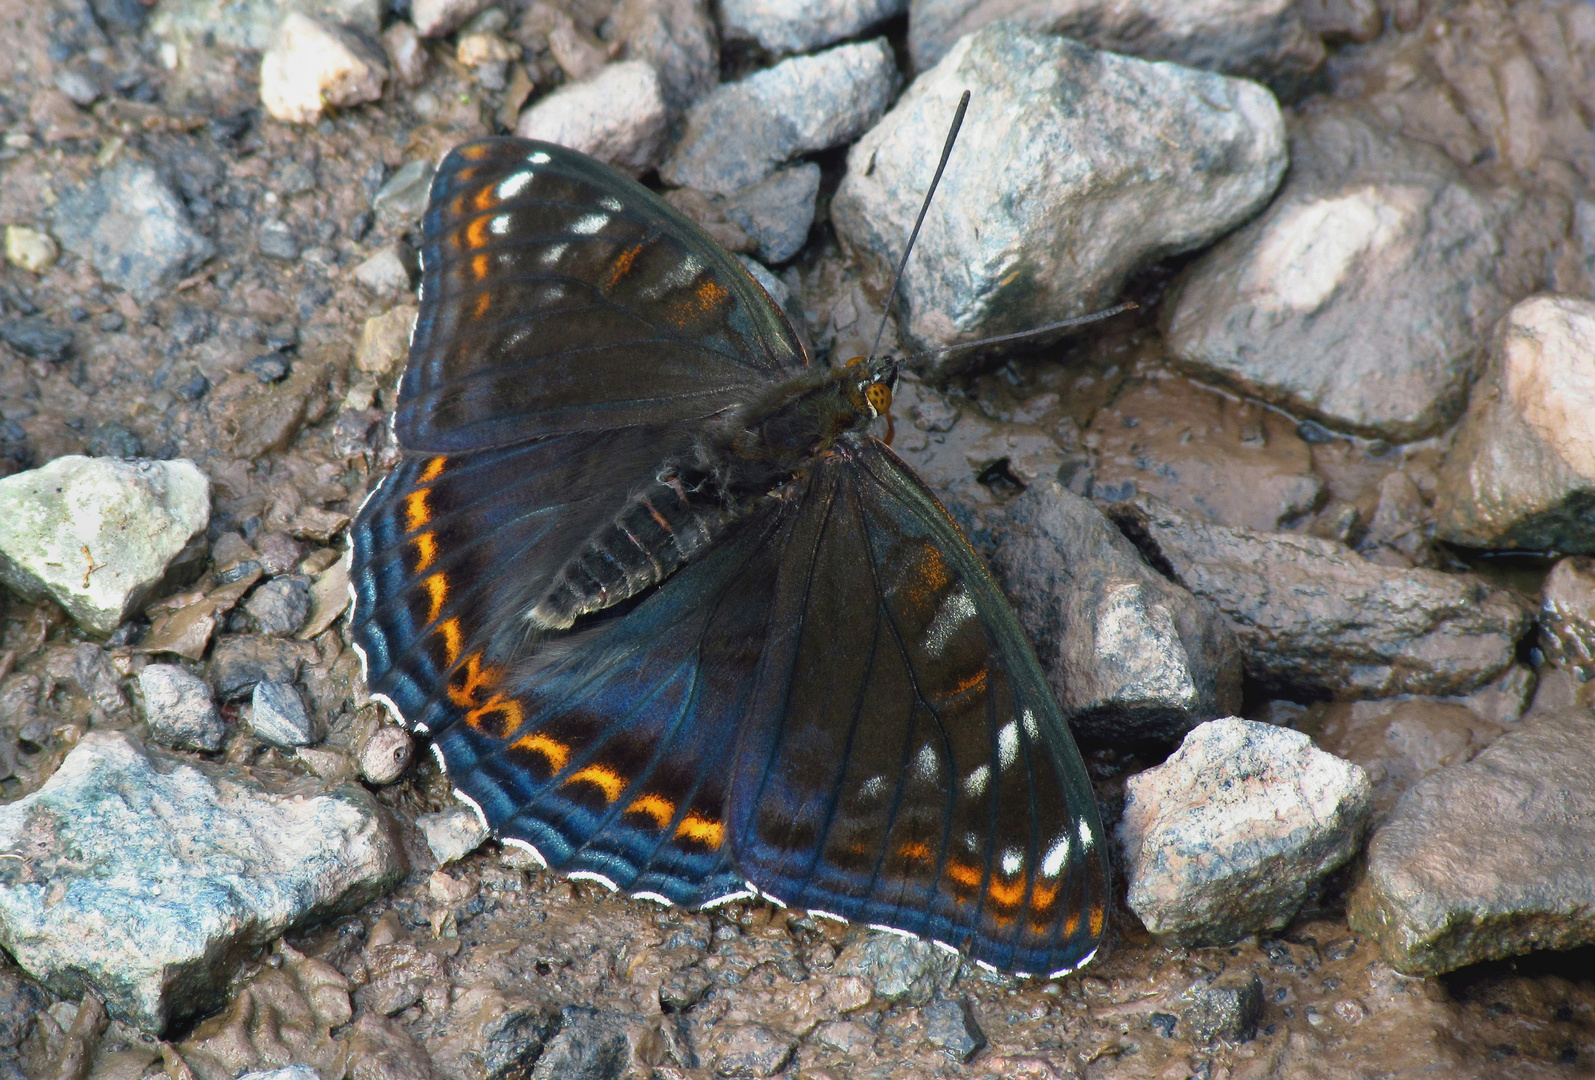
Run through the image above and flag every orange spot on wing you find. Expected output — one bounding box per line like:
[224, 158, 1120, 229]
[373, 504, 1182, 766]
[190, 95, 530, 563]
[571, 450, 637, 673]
[411, 532, 439, 572]
[403, 488, 431, 532]
[1090, 902, 1105, 936]
[466, 692, 524, 739]
[436, 617, 463, 665]
[460, 145, 490, 161]
[447, 652, 499, 707]
[898, 841, 934, 865]
[675, 812, 724, 849]
[473, 291, 491, 318]
[947, 860, 982, 889]
[566, 764, 626, 803]
[512, 732, 570, 773]
[948, 668, 988, 699]
[465, 216, 491, 249]
[626, 792, 675, 829]
[667, 278, 730, 328]
[423, 572, 448, 623]
[470, 253, 490, 282]
[986, 876, 1026, 909]
[472, 185, 496, 212]
[604, 242, 644, 291]
[420, 457, 447, 482]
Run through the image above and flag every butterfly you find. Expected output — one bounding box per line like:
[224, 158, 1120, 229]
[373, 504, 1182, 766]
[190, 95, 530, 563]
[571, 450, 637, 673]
[347, 135, 1108, 978]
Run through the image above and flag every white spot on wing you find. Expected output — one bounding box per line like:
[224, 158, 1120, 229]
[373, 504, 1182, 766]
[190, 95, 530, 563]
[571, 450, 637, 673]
[861, 775, 887, 799]
[912, 743, 940, 782]
[490, 213, 511, 235]
[570, 871, 619, 892]
[633, 891, 673, 906]
[1079, 817, 1095, 851]
[702, 889, 755, 908]
[998, 721, 1018, 769]
[599, 195, 623, 212]
[1042, 836, 1070, 878]
[570, 212, 609, 235]
[453, 788, 489, 835]
[1048, 947, 1097, 979]
[430, 742, 448, 773]
[503, 837, 548, 868]
[925, 587, 977, 656]
[1000, 848, 1023, 876]
[869, 924, 919, 940]
[808, 909, 847, 923]
[1022, 708, 1039, 740]
[962, 764, 989, 798]
[497, 172, 532, 199]
[527, 151, 551, 164]
[541, 242, 568, 266]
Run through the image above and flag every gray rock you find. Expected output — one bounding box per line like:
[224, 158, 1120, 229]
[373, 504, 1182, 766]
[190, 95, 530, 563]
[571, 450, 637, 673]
[87, 423, 144, 459]
[531, 1007, 635, 1080]
[0, 966, 49, 1067]
[1120, 717, 1372, 946]
[52, 163, 215, 303]
[994, 482, 1242, 742]
[357, 723, 414, 785]
[238, 1068, 321, 1080]
[1433, 295, 1595, 553]
[372, 161, 436, 227]
[833, 932, 959, 1005]
[921, 997, 986, 1062]
[831, 26, 1285, 380]
[610, 0, 717, 115]
[1164, 110, 1512, 443]
[0, 730, 403, 1033]
[660, 39, 899, 196]
[1110, 497, 1533, 699]
[724, 0, 906, 54]
[257, 218, 299, 261]
[516, 61, 669, 176]
[245, 575, 312, 637]
[0, 456, 210, 637]
[1180, 974, 1263, 1043]
[1540, 556, 1595, 681]
[211, 636, 314, 700]
[417, 804, 490, 866]
[412, 0, 488, 36]
[1348, 706, 1595, 976]
[54, 66, 102, 107]
[138, 664, 225, 753]
[251, 681, 316, 748]
[150, 0, 382, 50]
[711, 1023, 798, 1078]
[0, 318, 73, 362]
[722, 163, 820, 264]
[908, 0, 1324, 86]
[352, 245, 414, 296]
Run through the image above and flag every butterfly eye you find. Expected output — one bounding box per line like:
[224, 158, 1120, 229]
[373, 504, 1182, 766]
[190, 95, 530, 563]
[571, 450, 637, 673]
[865, 382, 893, 416]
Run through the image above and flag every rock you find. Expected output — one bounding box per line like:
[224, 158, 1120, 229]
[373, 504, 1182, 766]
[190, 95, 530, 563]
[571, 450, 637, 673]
[1164, 110, 1512, 443]
[831, 26, 1285, 379]
[372, 161, 435, 227]
[417, 804, 489, 866]
[530, 1007, 637, 1080]
[138, 664, 225, 752]
[412, 0, 488, 37]
[1084, 378, 1323, 532]
[336, 1012, 436, 1080]
[0, 456, 210, 637]
[297, 560, 353, 640]
[260, 13, 389, 125]
[993, 482, 1241, 741]
[0, 318, 73, 362]
[609, 0, 717, 115]
[244, 575, 313, 637]
[150, 0, 383, 51]
[1180, 974, 1263, 1043]
[921, 998, 986, 1062]
[660, 39, 899, 196]
[354, 308, 415, 380]
[248, 353, 291, 383]
[0, 731, 403, 1033]
[516, 61, 668, 176]
[1540, 556, 1595, 681]
[1110, 498, 1533, 699]
[833, 932, 959, 1005]
[382, 21, 428, 88]
[352, 245, 414, 296]
[211, 635, 316, 700]
[711, 1023, 798, 1077]
[723, 0, 906, 54]
[87, 423, 144, 458]
[257, 218, 299, 261]
[357, 724, 413, 785]
[1455, 662, 1538, 727]
[431, 986, 561, 1080]
[1348, 706, 1595, 976]
[1310, 697, 1506, 818]
[1120, 717, 1372, 946]
[52, 163, 214, 303]
[238, 1068, 320, 1080]
[4, 226, 57, 273]
[1433, 295, 1595, 553]
[908, 0, 1324, 87]
[179, 947, 353, 1078]
[251, 680, 316, 747]
[0, 966, 49, 1067]
[721, 164, 819, 265]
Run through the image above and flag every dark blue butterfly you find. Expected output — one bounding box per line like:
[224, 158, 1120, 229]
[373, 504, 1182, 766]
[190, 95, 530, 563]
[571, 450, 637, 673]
[347, 138, 1108, 977]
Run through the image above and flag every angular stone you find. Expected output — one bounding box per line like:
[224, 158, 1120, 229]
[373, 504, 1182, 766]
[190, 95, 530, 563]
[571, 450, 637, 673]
[531, 1007, 640, 1080]
[251, 680, 316, 747]
[921, 997, 986, 1062]
[256, 218, 299, 261]
[1121, 717, 1372, 946]
[1111, 498, 1533, 699]
[260, 13, 388, 125]
[994, 482, 1241, 741]
[711, 1023, 798, 1078]
[412, 0, 488, 36]
[832, 26, 1284, 379]
[355, 305, 417, 376]
[417, 804, 489, 866]
[909, 0, 1325, 86]
[610, 0, 718, 114]
[1349, 706, 1595, 976]
[833, 932, 958, 1005]
[1180, 974, 1263, 1043]
[211, 635, 316, 700]
[0, 318, 73, 362]
[150, 0, 382, 51]
[352, 245, 414, 296]
[244, 575, 313, 637]
[722, 164, 820, 265]
[1540, 556, 1595, 681]
[1164, 110, 1511, 442]
[516, 61, 668, 176]
[0, 731, 403, 1033]
[723, 0, 905, 54]
[1433, 295, 1595, 553]
[4, 226, 57, 274]
[661, 39, 899, 196]
[372, 161, 435, 227]
[357, 723, 413, 786]
[52, 163, 215, 303]
[0, 457, 210, 637]
[138, 664, 225, 753]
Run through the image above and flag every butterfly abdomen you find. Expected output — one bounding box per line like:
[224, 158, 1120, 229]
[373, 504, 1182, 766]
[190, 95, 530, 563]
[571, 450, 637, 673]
[530, 476, 728, 630]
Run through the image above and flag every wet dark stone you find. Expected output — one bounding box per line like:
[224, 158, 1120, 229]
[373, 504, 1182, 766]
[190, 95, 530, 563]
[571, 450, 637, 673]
[247, 353, 291, 383]
[245, 574, 312, 636]
[97, 311, 125, 332]
[1181, 974, 1263, 1043]
[481, 1002, 563, 1080]
[1150, 1011, 1178, 1037]
[88, 423, 144, 458]
[1, 318, 74, 361]
[210, 635, 310, 699]
[921, 997, 986, 1062]
[258, 217, 299, 261]
[176, 372, 210, 401]
[0, 964, 48, 1062]
[531, 1007, 634, 1080]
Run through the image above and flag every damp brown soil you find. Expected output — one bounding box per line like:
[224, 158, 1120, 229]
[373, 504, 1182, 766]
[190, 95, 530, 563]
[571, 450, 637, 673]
[2, 0, 1594, 1077]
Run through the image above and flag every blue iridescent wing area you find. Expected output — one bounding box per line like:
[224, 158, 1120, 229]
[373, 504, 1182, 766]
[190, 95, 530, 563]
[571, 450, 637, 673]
[729, 439, 1109, 977]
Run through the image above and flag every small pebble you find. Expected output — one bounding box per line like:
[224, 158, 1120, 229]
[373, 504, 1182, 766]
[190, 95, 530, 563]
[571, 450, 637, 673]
[138, 664, 225, 753]
[358, 723, 413, 785]
[418, 804, 490, 865]
[251, 681, 316, 747]
[247, 354, 291, 383]
[4, 226, 58, 273]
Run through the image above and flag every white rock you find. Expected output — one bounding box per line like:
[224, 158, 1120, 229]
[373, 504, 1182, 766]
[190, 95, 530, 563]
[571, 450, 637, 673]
[0, 731, 402, 1032]
[411, 0, 488, 37]
[4, 226, 57, 273]
[239, 1068, 322, 1080]
[516, 61, 669, 176]
[260, 12, 388, 125]
[0, 457, 210, 637]
[139, 664, 225, 753]
[251, 681, 317, 747]
[357, 723, 413, 786]
[722, 0, 906, 54]
[352, 245, 413, 296]
[1120, 717, 1372, 946]
[418, 804, 490, 865]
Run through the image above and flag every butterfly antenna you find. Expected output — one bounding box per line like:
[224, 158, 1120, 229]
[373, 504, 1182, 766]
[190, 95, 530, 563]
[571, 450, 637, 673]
[935, 301, 1140, 355]
[867, 89, 971, 363]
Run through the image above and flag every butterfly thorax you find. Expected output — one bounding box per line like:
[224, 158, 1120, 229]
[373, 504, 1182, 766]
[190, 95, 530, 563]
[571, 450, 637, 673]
[529, 358, 896, 631]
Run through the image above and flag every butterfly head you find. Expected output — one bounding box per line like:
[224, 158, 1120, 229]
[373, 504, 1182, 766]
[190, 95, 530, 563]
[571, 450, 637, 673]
[841, 355, 899, 421]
